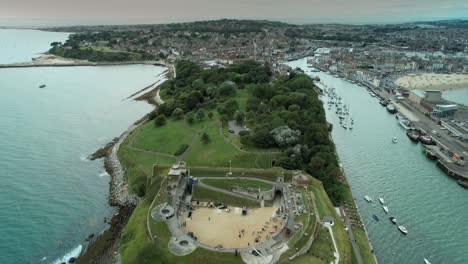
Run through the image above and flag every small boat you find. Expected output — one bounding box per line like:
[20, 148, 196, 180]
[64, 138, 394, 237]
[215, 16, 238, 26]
[383, 206, 389, 213]
[386, 104, 396, 114]
[457, 180, 468, 189]
[419, 135, 434, 145]
[39, 84, 46, 88]
[398, 225, 408, 235]
[380, 100, 388, 106]
[389, 216, 397, 224]
[392, 137, 398, 143]
[372, 214, 380, 221]
[364, 195, 373, 202]
[370, 92, 376, 97]
[379, 198, 385, 204]
[424, 258, 432, 264]
[399, 119, 411, 130]
[406, 130, 420, 142]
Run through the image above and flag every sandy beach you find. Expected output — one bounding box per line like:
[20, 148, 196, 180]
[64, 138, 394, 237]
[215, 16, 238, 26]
[395, 73, 468, 90]
[185, 206, 282, 248]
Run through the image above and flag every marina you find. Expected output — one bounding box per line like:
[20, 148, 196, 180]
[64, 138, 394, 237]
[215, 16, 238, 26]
[288, 57, 468, 263]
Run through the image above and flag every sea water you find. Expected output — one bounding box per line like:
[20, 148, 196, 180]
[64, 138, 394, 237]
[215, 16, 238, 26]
[0, 29, 166, 263]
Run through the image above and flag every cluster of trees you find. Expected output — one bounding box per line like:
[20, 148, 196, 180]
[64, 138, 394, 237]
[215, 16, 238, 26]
[153, 60, 272, 124]
[49, 45, 155, 62]
[239, 74, 345, 204]
[153, 60, 344, 204]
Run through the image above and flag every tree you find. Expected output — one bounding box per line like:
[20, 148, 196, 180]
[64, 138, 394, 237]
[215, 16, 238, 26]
[185, 112, 195, 124]
[208, 112, 214, 119]
[196, 109, 206, 121]
[201, 132, 210, 144]
[218, 81, 237, 96]
[171, 108, 184, 119]
[154, 114, 167, 127]
[270, 126, 301, 148]
[235, 111, 246, 125]
[220, 114, 229, 127]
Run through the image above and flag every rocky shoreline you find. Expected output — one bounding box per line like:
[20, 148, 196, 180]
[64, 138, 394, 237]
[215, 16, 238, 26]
[76, 79, 167, 263]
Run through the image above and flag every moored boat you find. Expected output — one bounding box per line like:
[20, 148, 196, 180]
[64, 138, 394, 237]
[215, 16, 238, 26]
[364, 195, 373, 202]
[380, 100, 388, 106]
[373, 214, 380, 221]
[424, 258, 432, 264]
[39, 84, 46, 88]
[457, 179, 468, 189]
[419, 135, 434, 145]
[383, 206, 389, 213]
[379, 198, 385, 204]
[389, 216, 397, 224]
[406, 130, 420, 142]
[398, 225, 408, 235]
[386, 104, 396, 114]
[392, 137, 398, 143]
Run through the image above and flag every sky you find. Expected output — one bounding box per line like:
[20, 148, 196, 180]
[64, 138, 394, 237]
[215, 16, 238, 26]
[0, 0, 467, 26]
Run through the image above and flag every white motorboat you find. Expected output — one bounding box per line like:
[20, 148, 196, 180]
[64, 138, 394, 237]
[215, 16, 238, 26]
[398, 225, 408, 235]
[383, 206, 389, 213]
[364, 195, 373, 202]
[424, 258, 432, 264]
[379, 198, 385, 204]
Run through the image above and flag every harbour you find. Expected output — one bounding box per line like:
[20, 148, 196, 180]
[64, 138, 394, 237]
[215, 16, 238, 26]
[288, 57, 468, 263]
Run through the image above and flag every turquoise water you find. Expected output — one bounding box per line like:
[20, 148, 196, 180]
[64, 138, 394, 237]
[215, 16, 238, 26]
[288, 58, 468, 263]
[0, 30, 165, 264]
[443, 88, 468, 106]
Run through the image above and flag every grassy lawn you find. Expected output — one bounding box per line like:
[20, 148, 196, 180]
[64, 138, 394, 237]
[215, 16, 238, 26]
[192, 184, 259, 208]
[234, 88, 249, 112]
[132, 120, 195, 155]
[201, 178, 274, 191]
[118, 135, 176, 195]
[309, 178, 351, 264]
[184, 124, 272, 168]
[292, 227, 335, 264]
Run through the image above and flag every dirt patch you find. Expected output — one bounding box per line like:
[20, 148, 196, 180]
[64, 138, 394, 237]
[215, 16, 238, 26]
[185, 207, 282, 248]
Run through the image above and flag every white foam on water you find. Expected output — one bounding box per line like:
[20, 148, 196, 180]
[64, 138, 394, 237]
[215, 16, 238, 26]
[79, 155, 88, 162]
[51, 244, 82, 264]
[98, 171, 109, 177]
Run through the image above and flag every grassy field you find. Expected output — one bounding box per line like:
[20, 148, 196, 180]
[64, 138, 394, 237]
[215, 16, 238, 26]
[309, 178, 352, 264]
[183, 124, 273, 168]
[292, 227, 335, 264]
[132, 120, 196, 155]
[201, 178, 274, 191]
[192, 184, 259, 207]
[118, 135, 176, 194]
[234, 88, 249, 112]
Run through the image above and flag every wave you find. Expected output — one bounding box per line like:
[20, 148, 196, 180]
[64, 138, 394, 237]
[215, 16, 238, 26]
[98, 171, 109, 177]
[51, 244, 82, 264]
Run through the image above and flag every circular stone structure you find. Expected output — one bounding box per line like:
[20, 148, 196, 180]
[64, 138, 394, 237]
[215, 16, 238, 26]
[160, 205, 175, 218]
[151, 203, 168, 221]
[168, 235, 197, 256]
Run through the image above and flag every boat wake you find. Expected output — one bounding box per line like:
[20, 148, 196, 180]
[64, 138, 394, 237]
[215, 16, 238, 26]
[51, 244, 82, 264]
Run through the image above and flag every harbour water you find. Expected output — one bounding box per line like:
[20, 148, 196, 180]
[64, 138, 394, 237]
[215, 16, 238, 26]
[288, 58, 468, 263]
[0, 29, 166, 263]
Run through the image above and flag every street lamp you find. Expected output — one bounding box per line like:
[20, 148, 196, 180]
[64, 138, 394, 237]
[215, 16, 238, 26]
[228, 160, 232, 176]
